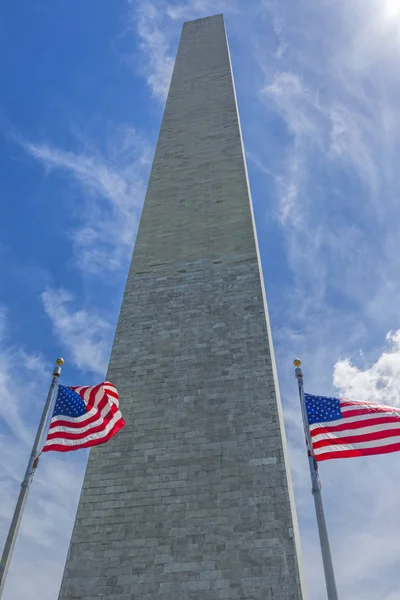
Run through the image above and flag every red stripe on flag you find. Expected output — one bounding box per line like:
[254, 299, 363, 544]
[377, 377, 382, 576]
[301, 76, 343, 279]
[340, 399, 400, 413]
[340, 407, 400, 418]
[46, 409, 119, 441]
[312, 426, 400, 449]
[316, 440, 400, 461]
[43, 418, 125, 453]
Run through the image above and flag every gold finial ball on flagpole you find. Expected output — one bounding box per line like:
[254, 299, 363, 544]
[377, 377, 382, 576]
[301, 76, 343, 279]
[56, 358, 65, 366]
[293, 359, 301, 367]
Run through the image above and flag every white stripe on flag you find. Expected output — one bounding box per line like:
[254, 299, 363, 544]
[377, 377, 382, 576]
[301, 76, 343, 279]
[48, 409, 122, 436]
[312, 421, 400, 443]
[44, 412, 122, 448]
[310, 410, 400, 431]
[314, 434, 400, 455]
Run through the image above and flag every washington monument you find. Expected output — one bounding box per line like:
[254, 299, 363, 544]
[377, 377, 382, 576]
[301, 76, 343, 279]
[58, 14, 305, 599]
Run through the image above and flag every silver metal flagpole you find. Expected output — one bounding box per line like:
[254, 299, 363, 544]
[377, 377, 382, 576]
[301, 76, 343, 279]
[294, 359, 339, 600]
[0, 358, 64, 599]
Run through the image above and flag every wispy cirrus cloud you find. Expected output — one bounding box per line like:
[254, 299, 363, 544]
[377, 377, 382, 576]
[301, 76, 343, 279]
[123, 4, 400, 599]
[255, 0, 400, 325]
[22, 126, 151, 275]
[166, 0, 236, 21]
[1, 443, 84, 600]
[133, 0, 176, 100]
[249, 2, 400, 598]
[4, 1, 400, 599]
[0, 309, 46, 446]
[130, 0, 237, 100]
[41, 288, 113, 376]
[0, 309, 85, 600]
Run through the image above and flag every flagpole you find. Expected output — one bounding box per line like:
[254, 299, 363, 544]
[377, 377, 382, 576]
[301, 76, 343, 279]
[0, 358, 64, 599]
[294, 359, 339, 600]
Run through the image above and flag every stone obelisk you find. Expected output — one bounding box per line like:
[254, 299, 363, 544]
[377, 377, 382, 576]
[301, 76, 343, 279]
[58, 14, 305, 600]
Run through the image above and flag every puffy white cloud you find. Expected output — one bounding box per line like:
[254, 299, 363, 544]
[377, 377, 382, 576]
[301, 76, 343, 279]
[334, 330, 400, 405]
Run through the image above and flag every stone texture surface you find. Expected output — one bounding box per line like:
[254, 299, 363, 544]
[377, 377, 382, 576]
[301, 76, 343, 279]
[58, 14, 305, 600]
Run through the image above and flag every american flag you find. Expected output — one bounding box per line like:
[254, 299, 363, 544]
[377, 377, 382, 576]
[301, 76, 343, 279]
[305, 393, 400, 462]
[42, 382, 125, 453]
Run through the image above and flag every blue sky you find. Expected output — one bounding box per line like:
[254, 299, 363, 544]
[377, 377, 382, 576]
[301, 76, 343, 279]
[1, 0, 400, 598]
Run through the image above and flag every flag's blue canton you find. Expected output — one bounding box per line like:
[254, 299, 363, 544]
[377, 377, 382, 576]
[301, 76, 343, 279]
[53, 385, 87, 418]
[305, 394, 342, 425]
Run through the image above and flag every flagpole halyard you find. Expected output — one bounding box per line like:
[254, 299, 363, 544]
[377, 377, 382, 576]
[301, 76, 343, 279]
[0, 358, 64, 599]
[294, 359, 339, 600]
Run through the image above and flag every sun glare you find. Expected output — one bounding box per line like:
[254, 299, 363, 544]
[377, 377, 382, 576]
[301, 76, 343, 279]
[384, 0, 400, 20]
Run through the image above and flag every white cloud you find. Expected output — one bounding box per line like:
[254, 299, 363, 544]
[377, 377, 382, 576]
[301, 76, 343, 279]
[1, 448, 84, 600]
[22, 126, 150, 275]
[166, 0, 235, 21]
[0, 311, 85, 600]
[255, 0, 400, 326]
[122, 7, 400, 597]
[130, 0, 237, 100]
[133, 0, 175, 100]
[334, 330, 400, 405]
[41, 288, 113, 376]
[262, 71, 322, 141]
[0, 314, 46, 447]
[250, 3, 400, 598]
[5, 1, 400, 599]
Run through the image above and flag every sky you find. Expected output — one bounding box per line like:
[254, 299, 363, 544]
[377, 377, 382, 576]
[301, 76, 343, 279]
[1, 0, 400, 598]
